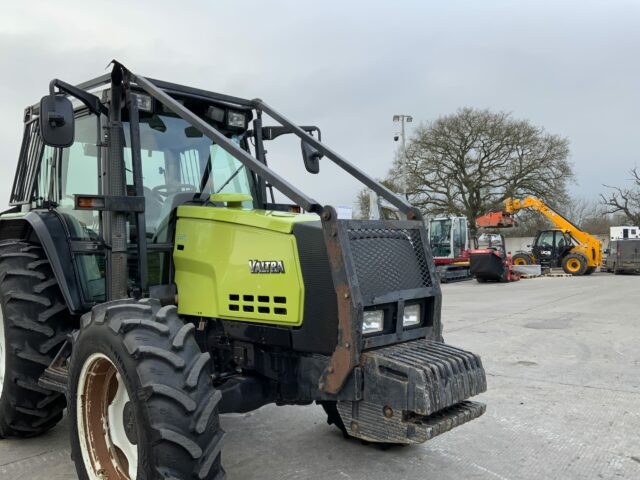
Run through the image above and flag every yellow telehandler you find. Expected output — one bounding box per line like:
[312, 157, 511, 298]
[476, 196, 602, 275]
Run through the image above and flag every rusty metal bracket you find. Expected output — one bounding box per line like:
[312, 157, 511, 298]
[319, 206, 362, 393]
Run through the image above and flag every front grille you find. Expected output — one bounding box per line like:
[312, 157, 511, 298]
[347, 227, 431, 302]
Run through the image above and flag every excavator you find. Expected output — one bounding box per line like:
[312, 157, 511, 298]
[476, 196, 602, 276]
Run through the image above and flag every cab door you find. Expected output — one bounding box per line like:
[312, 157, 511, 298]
[554, 231, 573, 265]
[532, 230, 556, 267]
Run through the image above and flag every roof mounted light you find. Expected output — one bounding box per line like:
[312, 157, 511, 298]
[206, 105, 225, 123]
[227, 110, 246, 129]
[134, 94, 153, 112]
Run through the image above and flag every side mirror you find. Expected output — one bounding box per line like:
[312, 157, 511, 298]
[39, 95, 74, 147]
[301, 141, 322, 174]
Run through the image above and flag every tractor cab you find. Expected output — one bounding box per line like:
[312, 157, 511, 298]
[531, 229, 573, 268]
[428, 216, 469, 259]
[428, 216, 472, 282]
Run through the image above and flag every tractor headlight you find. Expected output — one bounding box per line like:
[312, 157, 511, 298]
[227, 110, 246, 128]
[403, 304, 421, 328]
[362, 310, 384, 334]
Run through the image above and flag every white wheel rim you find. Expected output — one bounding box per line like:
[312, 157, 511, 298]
[0, 306, 5, 399]
[77, 353, 138, 480]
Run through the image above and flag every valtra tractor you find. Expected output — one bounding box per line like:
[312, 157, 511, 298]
[0, 62, 486, 479]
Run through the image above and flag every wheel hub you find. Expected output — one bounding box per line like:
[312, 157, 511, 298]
[77, 354, 138, 480]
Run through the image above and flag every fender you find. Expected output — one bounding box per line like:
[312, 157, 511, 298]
[0, 210, 84, 314]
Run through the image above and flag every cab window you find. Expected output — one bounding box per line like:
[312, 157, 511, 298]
[537, 231, 554, 248]
[57, 114, 101, 240]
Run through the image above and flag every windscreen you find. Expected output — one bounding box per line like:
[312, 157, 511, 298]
[123, 114, 255, 237]
[477, 234, 504, 251]
[429, 219, 452, 257]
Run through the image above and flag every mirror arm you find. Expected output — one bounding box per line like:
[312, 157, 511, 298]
[262, 125, 321, 141]
[49, 79, 106, 116]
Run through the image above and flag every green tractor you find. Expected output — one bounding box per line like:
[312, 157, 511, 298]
[0, 62, 486, 479]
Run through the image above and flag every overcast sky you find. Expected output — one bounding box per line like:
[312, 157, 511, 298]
[1, 0, 638, 210]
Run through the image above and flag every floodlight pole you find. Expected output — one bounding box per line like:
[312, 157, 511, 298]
[393, 114, 413, 199]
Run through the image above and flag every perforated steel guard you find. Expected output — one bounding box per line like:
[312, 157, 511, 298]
[348, 227, 432, 304]
[319, 209, 441, 394]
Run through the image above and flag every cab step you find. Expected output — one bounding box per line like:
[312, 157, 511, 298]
[37, 338, 71, 394]
[38, 364, 69, 394]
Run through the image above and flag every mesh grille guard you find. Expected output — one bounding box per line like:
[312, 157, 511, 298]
[319, 207, 441, 394]
[348, 226, 432, 304]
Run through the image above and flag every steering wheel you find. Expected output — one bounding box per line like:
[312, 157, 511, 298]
[151, 184, 197, 198]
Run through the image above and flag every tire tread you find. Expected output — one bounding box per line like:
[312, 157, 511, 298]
[0, 240, 72, 438]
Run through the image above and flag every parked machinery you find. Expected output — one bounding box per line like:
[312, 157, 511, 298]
[428, 216, 472, 282]
[476, 197, 603, 276]
[469, 233, 521, 283]
[604, 239, 640, 274]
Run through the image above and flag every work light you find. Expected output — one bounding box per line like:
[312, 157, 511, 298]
[206, 105, 225, 123]
[403, 304, 421, 327]
[362, 310, 384, 334]
[135, 94, 153, 112]
[227, 110, 246, 128]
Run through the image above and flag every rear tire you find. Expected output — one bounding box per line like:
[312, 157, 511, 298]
[69, 299, 225, 480]
[0, 240, 72, 438]
[584, 266, 596, 275]
[561, 253, 588, 275]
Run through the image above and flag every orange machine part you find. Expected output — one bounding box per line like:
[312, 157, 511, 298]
[475, 211, 515, 228]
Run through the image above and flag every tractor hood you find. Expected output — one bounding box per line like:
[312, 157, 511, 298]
[176, 205, 320, 234]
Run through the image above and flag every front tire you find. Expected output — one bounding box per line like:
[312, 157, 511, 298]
[562, 253, 588, 275]
[0, 240, 72, 438]
[69, 299, 225, 480]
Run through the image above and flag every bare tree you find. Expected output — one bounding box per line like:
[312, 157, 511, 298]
[601, 168, 640, 225]
[387, 108, 573, 230]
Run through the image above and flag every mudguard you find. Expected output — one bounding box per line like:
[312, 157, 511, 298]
[0, 211, 84, 313]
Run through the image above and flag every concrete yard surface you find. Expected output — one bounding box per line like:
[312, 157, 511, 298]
[1, 273, 639, 479]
